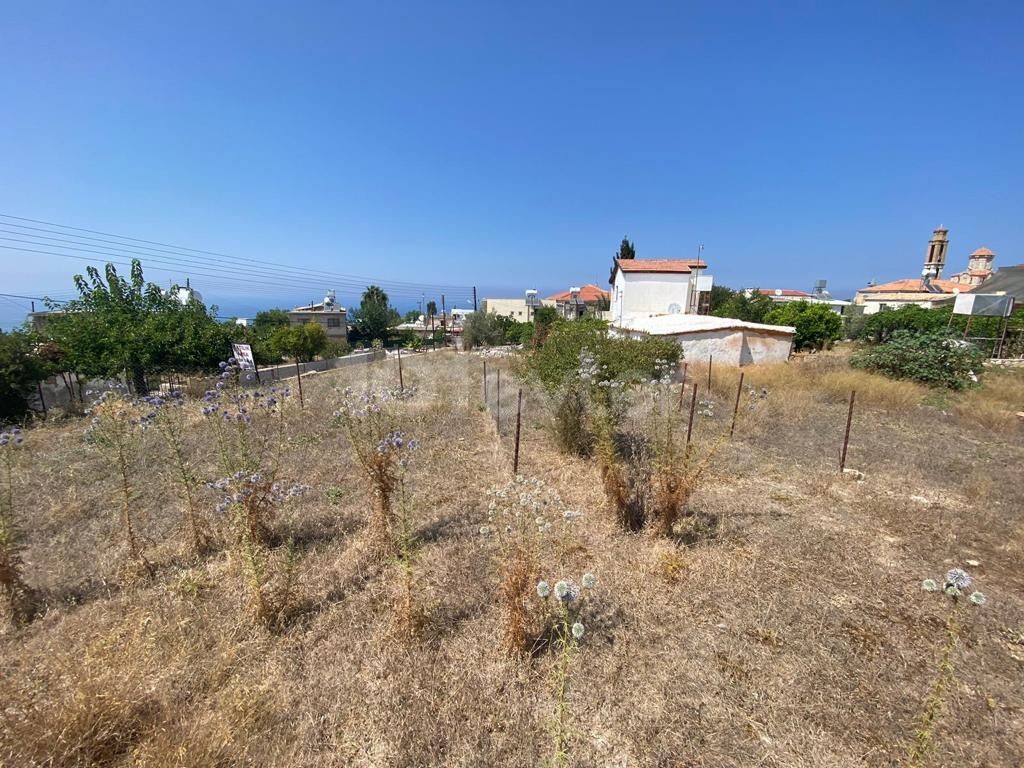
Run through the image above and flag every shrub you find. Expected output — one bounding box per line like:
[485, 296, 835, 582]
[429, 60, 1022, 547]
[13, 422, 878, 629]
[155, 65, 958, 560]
[462, 312, 509, 348]
[850, 331, 986, 390]
[526, 319, 680, 395]
[764, 301, 842, 351]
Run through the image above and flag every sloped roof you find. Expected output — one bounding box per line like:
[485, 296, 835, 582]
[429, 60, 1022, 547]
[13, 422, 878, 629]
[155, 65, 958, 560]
[613, 314, 795, 337]
[970, 247, 995, 257]
[859, 278, 961, 295]
[972, 264, 1024, 300]
[615, 258, 706, 274]
[546, 284, 610, 302]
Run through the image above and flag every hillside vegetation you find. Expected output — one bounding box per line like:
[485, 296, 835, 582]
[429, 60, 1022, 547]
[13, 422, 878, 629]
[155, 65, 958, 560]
[1, 351, 1022, 767]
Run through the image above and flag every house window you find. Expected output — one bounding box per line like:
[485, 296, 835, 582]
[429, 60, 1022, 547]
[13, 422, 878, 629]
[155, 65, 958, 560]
[327, 317, 342, 328]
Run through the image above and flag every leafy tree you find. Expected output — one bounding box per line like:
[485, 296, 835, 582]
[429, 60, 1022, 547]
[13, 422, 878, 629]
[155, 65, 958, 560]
[764, 301, 843, 351]
[252, 309, 290, 334]
[850, 331, 985, 389]
[351, 285, 396, 346]
[270, 322, 328, 362]
[462, 312, 508, 348]
[0, 330, 50, 423]
[707, 285, 737, 314]
[712, 290, 775, 324]
[426, 300, 437, 318]
[45, 260, 229, 393]
[402, 310, 421, 323]
[857, 304, 951, 343]
[531, 305, 559, 348]
[617, 237, 636, 260]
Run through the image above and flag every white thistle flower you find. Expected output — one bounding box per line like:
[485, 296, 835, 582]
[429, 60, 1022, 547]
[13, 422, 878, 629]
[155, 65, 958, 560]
[921, 579, 938, 592]
[582, 573, 596, 589]
[571, 622, 585, 639]
[969, 591, 987, 606]
[537, 581, 551, 598]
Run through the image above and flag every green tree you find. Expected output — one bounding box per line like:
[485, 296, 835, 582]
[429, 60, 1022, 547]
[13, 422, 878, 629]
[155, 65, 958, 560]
[402, 309, 421, 323]
[426, 300, 437, 318]
[0, 330, 50, 423]
[352, 285, 395, 346]
[707, 285, 737, 314]
[462, 312, 508, 348]
[764, 301, 843, 351]
[531, 305, 559, 348]
[44, 260, 229, 393]
[270, 322, 328, 362]
[617, 237, 636, 260]
[712, 290, 776, 324]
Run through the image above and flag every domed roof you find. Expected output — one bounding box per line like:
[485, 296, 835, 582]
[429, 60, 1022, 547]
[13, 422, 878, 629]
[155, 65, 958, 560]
[970, 247, 995, 257]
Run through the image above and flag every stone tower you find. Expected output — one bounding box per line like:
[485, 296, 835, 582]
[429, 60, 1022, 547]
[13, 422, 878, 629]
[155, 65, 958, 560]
[923, 227, 949, 278]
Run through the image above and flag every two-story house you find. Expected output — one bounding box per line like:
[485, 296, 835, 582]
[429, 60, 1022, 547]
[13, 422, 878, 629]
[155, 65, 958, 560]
[609, 258, 708, 323]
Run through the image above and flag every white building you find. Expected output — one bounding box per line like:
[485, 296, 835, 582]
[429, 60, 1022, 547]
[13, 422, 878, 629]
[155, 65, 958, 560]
[480, 297, 555, 320]
[611, 314, 795, 366]
[610, 259, 710, 323]
[752, 287, 851, 314]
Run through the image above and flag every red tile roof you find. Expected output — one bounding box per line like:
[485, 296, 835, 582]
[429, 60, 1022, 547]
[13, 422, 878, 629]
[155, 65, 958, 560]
[970, 247, 995, 257]
[546, 284, 610, 302]
[859, 278, 961, 294]
[615, 258, 706, 274]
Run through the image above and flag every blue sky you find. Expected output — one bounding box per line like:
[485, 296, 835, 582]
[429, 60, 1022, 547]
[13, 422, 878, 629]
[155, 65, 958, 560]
[1, 1, 1022, 328]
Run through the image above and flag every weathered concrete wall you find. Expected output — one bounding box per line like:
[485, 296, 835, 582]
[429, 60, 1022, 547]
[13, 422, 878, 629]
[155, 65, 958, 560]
[618, 327, 793, 366]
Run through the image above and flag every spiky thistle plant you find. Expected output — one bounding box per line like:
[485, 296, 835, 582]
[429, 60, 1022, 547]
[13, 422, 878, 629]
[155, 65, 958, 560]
[139, 389, 212, 556]
[536, 573, 597, 767]
[0, 428, 34, 624]
[481, 475, 564, 655]
[85, 392, 153, 577]
[332, 386, 418, 558]
[907, 567, 988, 767]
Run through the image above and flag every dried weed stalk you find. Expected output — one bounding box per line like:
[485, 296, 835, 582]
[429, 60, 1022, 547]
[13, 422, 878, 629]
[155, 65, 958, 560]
[333, 385, 418, 558]
[0, 428, 34, 623]
[908, 568, 988, 767]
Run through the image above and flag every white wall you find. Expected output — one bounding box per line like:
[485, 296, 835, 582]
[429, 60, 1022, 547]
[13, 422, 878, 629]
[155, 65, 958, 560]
[617, 328, 793, 366]
[612, 271, 693, 322]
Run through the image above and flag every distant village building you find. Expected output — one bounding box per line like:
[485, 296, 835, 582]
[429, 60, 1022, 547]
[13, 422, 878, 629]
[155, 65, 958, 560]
[288, 290, 348, 339]
[949, 247, 996, 287]
[609, 258, 711, 324]
[853, 227, 996, 314]
[546, 284, 610, 319]
[752, 281, 850, 314]
[480, 296, 555, 320]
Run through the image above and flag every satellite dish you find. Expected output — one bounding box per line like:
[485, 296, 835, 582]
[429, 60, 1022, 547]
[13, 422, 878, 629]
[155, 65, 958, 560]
[774, 289, 783, 297]
[668, 303, 681, 314]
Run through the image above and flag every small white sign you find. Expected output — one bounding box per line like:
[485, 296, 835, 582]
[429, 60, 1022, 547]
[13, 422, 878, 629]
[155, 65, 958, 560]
[232, 343, 256, 370]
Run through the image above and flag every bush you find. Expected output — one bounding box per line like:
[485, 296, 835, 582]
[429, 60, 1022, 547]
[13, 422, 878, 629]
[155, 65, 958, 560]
[526, 319, 680, 395]
[850, 331, 986, 390]
[854, 305, 951, 343]
[462, 312, 509, 348]
[764, 301, 842, 351]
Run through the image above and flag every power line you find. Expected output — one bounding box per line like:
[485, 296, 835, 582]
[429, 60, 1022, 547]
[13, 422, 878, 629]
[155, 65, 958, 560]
[0, 243, 473, 302]
[0, 231, 473, 301]
[0, 213, 474, 294]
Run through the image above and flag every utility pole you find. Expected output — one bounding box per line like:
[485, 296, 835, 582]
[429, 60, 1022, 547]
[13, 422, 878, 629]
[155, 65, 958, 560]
[441, 294, 447, 347]
[473, 286, 478, 311]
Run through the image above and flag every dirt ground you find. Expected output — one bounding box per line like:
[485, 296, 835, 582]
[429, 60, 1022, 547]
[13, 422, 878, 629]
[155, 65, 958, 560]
[1, 351, 1022, 767]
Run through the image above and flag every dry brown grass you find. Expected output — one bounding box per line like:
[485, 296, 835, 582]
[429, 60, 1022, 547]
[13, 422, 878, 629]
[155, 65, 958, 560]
[1, 350, 1022, 766]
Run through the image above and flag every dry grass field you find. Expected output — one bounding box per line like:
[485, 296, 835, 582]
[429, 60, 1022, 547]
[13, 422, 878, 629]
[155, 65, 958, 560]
[1, 351, 1022, 767]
